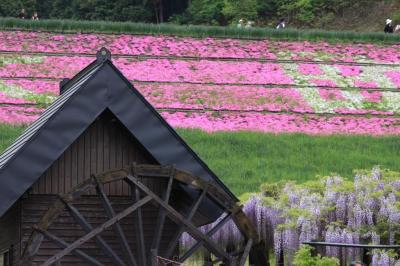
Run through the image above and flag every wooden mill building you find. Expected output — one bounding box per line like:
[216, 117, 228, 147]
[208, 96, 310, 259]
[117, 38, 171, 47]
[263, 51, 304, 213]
[0, 48, 266, 266]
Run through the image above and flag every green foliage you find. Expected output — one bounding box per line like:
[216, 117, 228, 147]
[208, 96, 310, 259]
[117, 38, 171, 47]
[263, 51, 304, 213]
[275, 0, 356, 25]
[222, 0, 259, 23]
[0, 125, 25, 152]
[293, 245, 339, 266]
[183, 0, 225, 25]
[0, 0, 384, 28]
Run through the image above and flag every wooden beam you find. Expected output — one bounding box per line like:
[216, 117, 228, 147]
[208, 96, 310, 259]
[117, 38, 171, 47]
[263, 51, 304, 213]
[93, 175, 137, 266]
[126, 175, 231, 261]
[178, 213, 233, 263]
[41, 195, 152, 266]
[239, 239, 253, 266]
[151, 249, 158, 266]
[163, 187, 207, 259]
[60, 199, 127, 266]
[151, 166, 175, 253]
[127, 168, 147, 266]
[34, 227, 105, 266]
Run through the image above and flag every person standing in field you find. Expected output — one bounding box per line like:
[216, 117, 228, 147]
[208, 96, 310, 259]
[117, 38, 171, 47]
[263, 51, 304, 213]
[384, 19, 394, 33]
[276, 18, 286, 29]
[32, 11, 39, 20]
[18, 8, 26, 19]
[237, 19, 244, 29]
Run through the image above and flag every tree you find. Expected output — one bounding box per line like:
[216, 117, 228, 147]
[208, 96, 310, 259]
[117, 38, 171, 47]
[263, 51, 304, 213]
[184, 0, 225, 25]
[222, 0, 259, 24]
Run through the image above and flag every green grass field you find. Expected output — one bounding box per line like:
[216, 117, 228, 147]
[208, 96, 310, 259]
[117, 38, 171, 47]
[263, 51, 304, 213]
[1, 124, 400, 196]
[178, 129, 400, 195]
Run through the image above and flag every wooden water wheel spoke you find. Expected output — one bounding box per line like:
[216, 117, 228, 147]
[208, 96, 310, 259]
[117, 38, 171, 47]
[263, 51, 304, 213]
[151, 165, 175, 253]
[34, 227, 105, 266]
[163, 186, 208, 259]
[126, 174, 231, 262]
[239, 238, 253, 266]
[178, 212, 234, 263]
[93, 175, 138, 266]
[60, 198, 127, 266]
[129, 179, 147, 266]
[41, 195, 152, 266]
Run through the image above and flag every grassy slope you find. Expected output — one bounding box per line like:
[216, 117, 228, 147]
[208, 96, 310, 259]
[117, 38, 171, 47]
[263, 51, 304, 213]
[1, 125, 399, 196]
[177, 129, 400, 195]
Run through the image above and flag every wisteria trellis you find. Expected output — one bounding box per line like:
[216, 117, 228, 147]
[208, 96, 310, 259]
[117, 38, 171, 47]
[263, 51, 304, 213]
[180, 168, 400, 265]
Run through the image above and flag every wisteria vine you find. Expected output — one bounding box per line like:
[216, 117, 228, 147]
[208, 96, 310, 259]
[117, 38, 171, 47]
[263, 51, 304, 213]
[180, 167, 400, 265]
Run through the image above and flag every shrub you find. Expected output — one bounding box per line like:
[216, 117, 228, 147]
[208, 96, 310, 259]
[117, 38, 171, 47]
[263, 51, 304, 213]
[293, 245, 339, 266]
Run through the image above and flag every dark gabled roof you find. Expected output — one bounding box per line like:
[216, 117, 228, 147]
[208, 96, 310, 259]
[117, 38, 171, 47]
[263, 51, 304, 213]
[0, 48, 237, 217]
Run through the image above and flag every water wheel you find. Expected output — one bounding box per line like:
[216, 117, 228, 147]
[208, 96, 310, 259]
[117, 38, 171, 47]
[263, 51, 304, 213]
[21, 164, 267, 266]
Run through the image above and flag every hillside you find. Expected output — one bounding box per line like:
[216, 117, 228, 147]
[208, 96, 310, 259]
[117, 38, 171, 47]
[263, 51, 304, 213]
[1, 30, 400, 193]
[325, 0, 400, 32]
[1, 0, 400, 31]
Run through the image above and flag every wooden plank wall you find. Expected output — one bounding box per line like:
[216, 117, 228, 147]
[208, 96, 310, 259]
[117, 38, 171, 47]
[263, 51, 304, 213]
[30, 111, 157, 195]
[0, 202, 20, 264]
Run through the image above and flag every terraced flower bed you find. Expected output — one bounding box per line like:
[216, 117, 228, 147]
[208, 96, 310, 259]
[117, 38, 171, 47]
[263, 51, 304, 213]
[1, 31, 400, 63]
[1, 31, 400, 135]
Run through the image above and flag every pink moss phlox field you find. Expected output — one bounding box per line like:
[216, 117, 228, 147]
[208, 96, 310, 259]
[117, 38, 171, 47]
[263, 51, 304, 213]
[386, 71, 400, 88]
[0, 79, 394, 116]
[310, 79, 338, 88]
[336, 65, 361, 77]
[353, 80, 378, 89]
[361, 91, 382, 103]
[1, 31, 400, 136]
[1, 31, 400, 63]
[2, 55, 400, 89]
[0, 56, 294, 85]
[0, 106, 42, 125]
[318, 88, 345, 101]
[161, 111, 400, 135]
[298, 64, 324, 75]
[137, 84, 313, 112]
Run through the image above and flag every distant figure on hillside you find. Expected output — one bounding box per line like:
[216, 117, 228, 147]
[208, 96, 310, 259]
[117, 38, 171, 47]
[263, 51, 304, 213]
[237, 19, 244, 29]
[32, 11, 39, 20]
[245, 21, 254, 29]
[384, 19, 394, 33]
[18, 8, 26, 19]
[276, 18, 286, 29]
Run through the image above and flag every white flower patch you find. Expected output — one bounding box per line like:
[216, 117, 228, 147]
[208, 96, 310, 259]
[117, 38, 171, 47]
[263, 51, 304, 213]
[275, 51, 292, 60]
[319, 65, 354, 87]
[282, 64, 310, 85]
[360, 66, 399, 88]
[341, 90, 364, 106]
[380, 92, 400, 113]
[0, 55, 43, 66]
[296, 87, 364, 113]
[0, 82, 56, 105]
